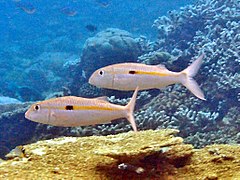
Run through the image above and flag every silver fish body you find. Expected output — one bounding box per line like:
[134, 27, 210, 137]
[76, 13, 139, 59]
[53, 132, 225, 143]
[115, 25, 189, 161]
[25, 87, 139, 131]
[89, 54, 205, 100]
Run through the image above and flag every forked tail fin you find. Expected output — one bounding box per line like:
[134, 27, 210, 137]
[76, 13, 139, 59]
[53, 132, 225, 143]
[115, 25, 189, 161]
[181, 54, 206, 100]
[125, 86, 139, 132]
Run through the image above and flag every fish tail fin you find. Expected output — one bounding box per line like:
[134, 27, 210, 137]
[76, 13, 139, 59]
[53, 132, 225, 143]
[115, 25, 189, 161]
[180, 54, 206, 100]
[125, 86, 139, 132]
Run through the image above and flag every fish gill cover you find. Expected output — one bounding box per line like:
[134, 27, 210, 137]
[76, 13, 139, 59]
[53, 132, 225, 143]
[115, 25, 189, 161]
[0, 0, 239, 159]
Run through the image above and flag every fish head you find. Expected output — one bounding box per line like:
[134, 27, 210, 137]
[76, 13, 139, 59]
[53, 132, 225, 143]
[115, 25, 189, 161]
[25, 102, 50, 124]
[88, 66, 114, 89]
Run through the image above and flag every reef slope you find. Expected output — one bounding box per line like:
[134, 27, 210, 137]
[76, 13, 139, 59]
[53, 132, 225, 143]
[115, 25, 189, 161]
[0, 129, 239, 179]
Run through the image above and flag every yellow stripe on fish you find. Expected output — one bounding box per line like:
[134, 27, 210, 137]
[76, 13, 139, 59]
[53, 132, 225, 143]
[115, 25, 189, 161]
[67, 105, 117, 111]
[41, 105, 117, 111]
[89, 54, 206, 100]
[127, 70, 169, 77]
[106, 69, 169, 77]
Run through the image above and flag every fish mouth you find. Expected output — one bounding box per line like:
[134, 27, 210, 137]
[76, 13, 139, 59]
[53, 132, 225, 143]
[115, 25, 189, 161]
[24, 110, 31, 120]
[88, 79, 101, 88]
[88, 75, 94, 85]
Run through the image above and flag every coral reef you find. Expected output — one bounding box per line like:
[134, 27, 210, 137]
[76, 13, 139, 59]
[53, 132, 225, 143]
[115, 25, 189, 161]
[0, 96, 22, 105]
[138, 51, 174, 65]
[152, 0, 239, 96]
[24, 52, 78, 97]
[0, 130, 239, 179]
[134, 0, 240, 147]
[1, 51, 79, 101]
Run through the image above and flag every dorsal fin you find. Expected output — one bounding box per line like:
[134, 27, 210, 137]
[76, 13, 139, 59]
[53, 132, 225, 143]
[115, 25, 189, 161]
[156, 64, 167, 70]
[95, 96, 109, 102]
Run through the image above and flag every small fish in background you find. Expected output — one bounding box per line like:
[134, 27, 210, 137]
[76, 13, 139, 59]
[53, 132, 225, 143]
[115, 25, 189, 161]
[25, 87, 139, 132]
[85, 24, 97, 32]
[5, 145, 26, 159]
[14, 0, 36, 14]
[89, 54, 206, 100]
[95, 0, 110, 8]
[60, 6, 78, 17]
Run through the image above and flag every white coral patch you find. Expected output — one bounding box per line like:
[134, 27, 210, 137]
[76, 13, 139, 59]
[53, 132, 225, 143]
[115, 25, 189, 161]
[45, 137, 78, 145]
[31, 147, 46, 156]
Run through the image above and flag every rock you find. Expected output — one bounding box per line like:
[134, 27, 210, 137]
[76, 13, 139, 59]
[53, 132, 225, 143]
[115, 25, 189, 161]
[81, 28, 142, 78]
[0, 129, 239, 179]
[0, 158, 4, 164]
[0, 102, 36, 159]
[93, 129, 190, 162]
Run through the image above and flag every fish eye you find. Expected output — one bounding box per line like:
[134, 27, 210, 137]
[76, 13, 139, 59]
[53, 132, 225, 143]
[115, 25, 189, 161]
[33, 104, 40, 111]
[99, 70, 104, 76]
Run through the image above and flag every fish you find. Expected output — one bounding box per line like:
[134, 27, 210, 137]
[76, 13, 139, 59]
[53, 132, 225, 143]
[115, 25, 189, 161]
[5, 145, 26, 159]
[25, 87, 139, 132]
[60, 7, 78, 17]
[85, 24, 97, 32]
[15, 1, 36, 14]
[95, 0, 110, 8]
[89, 54, 205, 100]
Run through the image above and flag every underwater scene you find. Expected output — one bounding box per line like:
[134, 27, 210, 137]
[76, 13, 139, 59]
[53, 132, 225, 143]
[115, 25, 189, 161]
[0, 0, 240, 179]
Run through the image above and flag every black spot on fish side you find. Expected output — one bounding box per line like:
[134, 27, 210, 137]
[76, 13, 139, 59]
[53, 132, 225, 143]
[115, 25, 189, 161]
[65, 105, 74, 110]
[129, 70, 136, 74]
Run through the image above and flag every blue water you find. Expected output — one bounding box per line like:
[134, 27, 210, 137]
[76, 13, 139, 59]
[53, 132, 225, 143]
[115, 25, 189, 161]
[1, 0, 195, 52]
[0, 0, 195, 99]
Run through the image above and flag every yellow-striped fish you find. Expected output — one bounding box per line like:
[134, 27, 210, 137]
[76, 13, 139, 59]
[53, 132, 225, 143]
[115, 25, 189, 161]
[25, 87, 139, 132]
[89, 54, 205, 100]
